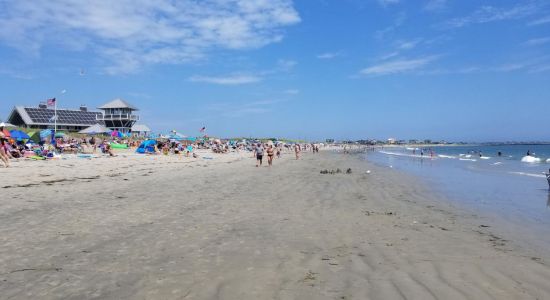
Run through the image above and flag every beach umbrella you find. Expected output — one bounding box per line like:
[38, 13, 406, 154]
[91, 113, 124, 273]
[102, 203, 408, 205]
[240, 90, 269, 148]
[1, 129, 11, 137]
[9, 130, 30, 140]
[55, 132, 66, 138]
[40, 129, 52, 139]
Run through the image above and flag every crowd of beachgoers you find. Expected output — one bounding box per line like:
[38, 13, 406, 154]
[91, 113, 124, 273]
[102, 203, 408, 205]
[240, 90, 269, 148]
[0, 125, 324, 168]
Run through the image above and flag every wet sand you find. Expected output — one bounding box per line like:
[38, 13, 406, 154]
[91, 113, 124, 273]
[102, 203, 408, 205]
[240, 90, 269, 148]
[1, 150, 550, 299]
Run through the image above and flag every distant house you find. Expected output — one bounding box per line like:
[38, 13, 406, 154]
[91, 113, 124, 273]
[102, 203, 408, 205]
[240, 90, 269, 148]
[131, 124, 151, 137]
[96, 98, 139, 134]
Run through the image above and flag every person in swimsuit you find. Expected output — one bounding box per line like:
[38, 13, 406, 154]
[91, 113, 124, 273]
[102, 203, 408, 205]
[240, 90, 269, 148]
[0, 130, 10, 167]
[276, 146, 281, 159]
[267, 145, 275, 166]
[294, 144, 301, 160]
[255, 143, 264, 167]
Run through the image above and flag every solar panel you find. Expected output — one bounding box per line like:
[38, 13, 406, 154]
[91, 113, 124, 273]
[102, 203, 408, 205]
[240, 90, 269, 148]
[25, 108, 102, 125]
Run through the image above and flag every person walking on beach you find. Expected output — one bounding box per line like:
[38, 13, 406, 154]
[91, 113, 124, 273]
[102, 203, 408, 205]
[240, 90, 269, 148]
[267, 145, 275, 166]
[255, 143, 264, 167]
[294, 143, 301, 160]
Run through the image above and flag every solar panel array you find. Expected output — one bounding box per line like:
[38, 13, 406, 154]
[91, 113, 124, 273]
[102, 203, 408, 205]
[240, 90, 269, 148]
[25, 108, 102, 125]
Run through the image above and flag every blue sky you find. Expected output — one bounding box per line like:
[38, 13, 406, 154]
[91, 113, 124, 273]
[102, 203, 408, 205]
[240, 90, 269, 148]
[1, 0, 549, 141]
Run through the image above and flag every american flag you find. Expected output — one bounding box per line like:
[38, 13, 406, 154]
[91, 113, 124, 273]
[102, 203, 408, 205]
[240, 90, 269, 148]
[47, 98, 56, 106]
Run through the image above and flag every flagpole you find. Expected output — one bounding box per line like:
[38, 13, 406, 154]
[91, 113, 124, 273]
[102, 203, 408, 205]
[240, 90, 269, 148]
[54, 99, 57, 134]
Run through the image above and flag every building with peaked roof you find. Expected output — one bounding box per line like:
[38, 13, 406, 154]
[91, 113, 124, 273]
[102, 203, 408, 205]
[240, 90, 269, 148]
[7, 98, 145, 134]
[7, 104, 102, 132]
[96, 98, 139, 133]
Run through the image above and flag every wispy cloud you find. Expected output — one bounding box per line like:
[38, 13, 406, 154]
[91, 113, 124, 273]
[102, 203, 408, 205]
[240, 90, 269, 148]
[379, 51, 400, 60]
[397, 39, 422, 50]
[378, 0, 400, 7]
[524, 37, 550, 46]
[528, 15, 550, 26]
[316, 52, 341, 59]
[0, 0, 300, 74]
[375, 12, 406, 39]
[207, 98, 287, 118]
[360, 56, 438, 76]
[444, 3, 541, 28]
[189, 74, 262, 85]
[284, 89, 300, 95]
[276, 59, 297, 71]
[424, 0, 447, 12]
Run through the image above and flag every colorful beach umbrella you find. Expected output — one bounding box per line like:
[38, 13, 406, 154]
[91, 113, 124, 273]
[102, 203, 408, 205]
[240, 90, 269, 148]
[2, 129, 11, 137]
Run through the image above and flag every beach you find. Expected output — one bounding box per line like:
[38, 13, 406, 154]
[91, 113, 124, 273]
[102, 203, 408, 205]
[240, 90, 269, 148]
[1, 150, 550, 299]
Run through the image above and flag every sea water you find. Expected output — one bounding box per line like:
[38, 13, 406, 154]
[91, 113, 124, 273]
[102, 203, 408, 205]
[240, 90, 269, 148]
[365, 144, 550, 252]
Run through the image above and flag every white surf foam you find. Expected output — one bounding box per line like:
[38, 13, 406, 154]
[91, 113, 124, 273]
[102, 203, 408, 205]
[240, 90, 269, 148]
[509, 171, 546, 178]
[521, 156, 541, 163]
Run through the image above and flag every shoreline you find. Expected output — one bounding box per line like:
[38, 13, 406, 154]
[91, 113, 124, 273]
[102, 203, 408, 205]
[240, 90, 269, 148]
[1, 150, 550, 299]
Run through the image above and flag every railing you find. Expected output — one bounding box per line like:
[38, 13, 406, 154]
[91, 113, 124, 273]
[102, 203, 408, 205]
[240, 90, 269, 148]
[96, 114, 139, 121]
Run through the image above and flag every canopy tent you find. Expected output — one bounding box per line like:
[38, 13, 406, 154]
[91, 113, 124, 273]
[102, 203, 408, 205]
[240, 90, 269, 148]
[9, 130, 30, 140]
[79, 124, 111, 135]
[0, 122, 15, 128]
[136, 139, 157, 154]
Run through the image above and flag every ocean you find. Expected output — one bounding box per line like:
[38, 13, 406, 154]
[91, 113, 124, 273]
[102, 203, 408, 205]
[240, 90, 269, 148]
[364, 144, 550, 251]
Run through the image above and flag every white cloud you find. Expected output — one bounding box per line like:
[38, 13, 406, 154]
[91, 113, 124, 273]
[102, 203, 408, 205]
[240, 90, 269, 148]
[379, 51, 400, 60]
[284, 89, 300, 95]
[525, 37, 550, 46]
[445, 3, 540, 28]
[397, 39, 422, 50]
[360, 56, 437, 76]
[424, 0, 447, 12]
[375, 12, 406, 39]
[0, 0, 300, 74]
[317, 52, 341, 59]
[277, 59, 297, 71]
[528, 15, 550, 26]
[189, 74, 262, 85]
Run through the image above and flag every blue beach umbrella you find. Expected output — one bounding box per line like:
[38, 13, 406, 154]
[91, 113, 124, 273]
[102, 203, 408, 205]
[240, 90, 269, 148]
[9, 130, 30, 140]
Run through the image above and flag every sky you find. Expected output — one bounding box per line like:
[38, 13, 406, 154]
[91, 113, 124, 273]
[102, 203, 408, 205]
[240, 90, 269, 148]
[0, 0, 549, 142]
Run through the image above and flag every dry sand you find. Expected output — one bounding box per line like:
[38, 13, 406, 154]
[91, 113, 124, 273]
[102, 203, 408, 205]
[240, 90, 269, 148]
[1, 150, 550, 299]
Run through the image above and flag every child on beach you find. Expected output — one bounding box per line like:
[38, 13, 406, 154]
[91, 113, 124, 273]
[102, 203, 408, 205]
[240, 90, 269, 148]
[294, 144, 301, 160]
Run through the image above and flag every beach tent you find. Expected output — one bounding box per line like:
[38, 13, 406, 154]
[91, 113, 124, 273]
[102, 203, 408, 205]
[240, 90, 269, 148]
[27, 131, 41, 143]
[9, 130, 30, 140]
[79, 124, 111, 135]
[136, 139, 157, 154]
